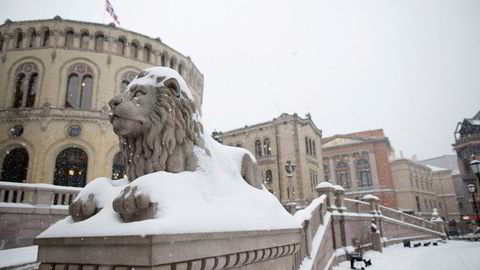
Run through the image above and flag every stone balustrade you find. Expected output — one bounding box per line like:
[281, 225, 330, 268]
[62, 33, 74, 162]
[0, 181, 80, 206]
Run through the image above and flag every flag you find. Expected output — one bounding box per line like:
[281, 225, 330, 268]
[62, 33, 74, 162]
[105, 0, 120, 25]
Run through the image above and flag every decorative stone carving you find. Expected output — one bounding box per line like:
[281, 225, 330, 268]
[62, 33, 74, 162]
[68, 67, 263, 222]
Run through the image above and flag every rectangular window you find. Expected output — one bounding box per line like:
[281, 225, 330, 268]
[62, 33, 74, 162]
[416, 196, 421, 212]
[305, 137, 309, 155]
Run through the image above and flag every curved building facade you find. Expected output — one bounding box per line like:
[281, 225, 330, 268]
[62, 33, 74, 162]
[0, 17, 204, 187]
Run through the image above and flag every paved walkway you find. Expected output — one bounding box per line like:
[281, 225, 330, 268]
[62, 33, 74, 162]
[334, 240, 480, 270]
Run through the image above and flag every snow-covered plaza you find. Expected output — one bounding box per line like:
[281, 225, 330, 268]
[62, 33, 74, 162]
[334, 240, 480, 270]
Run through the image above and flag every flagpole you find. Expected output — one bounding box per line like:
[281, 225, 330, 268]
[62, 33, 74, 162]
[102, 0, 106, 24]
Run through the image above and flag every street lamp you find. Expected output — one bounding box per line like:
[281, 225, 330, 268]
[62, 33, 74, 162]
[467, 184, 480, 226]
[470, 159, 480, 185]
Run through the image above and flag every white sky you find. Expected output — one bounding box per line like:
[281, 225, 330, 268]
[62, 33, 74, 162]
[1, 0, 480, 160]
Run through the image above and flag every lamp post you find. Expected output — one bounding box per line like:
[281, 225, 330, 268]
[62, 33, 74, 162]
[470, 159, 480, 185]
[467, 184, 480, 226]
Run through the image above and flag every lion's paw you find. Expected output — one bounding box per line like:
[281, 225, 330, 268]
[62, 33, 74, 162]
[112, 186, 157, 222]
[69, 194, 98, 222]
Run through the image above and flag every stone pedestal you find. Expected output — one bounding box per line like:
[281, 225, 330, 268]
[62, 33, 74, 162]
[316, 182, 336, 211]
[35, 228, 301, 270]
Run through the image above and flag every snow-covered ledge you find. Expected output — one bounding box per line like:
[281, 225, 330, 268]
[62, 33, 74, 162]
[36, 229, 301, 269]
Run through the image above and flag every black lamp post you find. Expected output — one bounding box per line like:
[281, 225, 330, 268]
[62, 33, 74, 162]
[470, 159, 480, 185]
[467, 184, 480, 226]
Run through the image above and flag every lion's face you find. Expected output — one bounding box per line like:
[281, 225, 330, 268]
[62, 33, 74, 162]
[109, 84, 157, 137]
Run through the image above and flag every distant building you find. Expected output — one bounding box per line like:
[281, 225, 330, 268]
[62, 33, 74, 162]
[453, 110, 480, 187]
[452, 110, 480, 227]
[219, 113, 323, 207]
[418, 155, 472, 223]
[321, 129, 397, 208]
[391, 159, 438, 217]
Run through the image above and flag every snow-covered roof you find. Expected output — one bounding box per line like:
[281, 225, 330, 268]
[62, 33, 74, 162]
[426, 165, 450, 172]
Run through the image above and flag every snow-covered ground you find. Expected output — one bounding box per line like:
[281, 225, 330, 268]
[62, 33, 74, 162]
[334, 240, 480, 270]
[0, 246, 37, 268]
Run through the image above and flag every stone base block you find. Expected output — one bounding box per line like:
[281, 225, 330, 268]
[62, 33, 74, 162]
[35, 229, 301, 270]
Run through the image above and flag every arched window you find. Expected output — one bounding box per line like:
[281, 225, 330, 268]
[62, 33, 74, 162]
[323, 158, 330, 182]
[356, 158, 372, 188]
[54, 147, 88, 187]
[65, 29, 74, 48]
[116, 37, 126, 55]
[15, 30, 23, 49]
[263, 138, 271, 156]
[255, 140, 262, 157]
[178, 63, 184, 76]
[130, 41, 139, 59]
[160, 53, 166, 66]
[119, 71, 138, 91]
[41, 28, 50, 47]
[1, 147, 29, 183]
[264, 169, 273, 192]
[335, 161, 351, 188]
[12, 63, 39, 108]
[170, 57, 177, 69]
[65, 63, 94, 109]
[305, 137, 310, 155]
[80, 31, 89, 49]
[112, 152, 126, 180]
[28, 29, 37, 48]
[94, 33, 104, 52]
[143, 44, 152, 62]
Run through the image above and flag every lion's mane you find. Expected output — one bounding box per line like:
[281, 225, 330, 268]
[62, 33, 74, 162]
[119, 85, 204, 181]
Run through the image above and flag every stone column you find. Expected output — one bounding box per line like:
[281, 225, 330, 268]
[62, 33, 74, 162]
[349, 155, 357, 190]
[333, 185, 346, 212]
[316, 182, 336, 211]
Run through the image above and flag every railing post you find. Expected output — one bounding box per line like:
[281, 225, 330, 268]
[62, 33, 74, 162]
[333, 185, 346, 213]
[303, 220, 312, 257]
[33, 186, 53, 206]
[316, 182, 336, 211]
[362, 194, 380, 215]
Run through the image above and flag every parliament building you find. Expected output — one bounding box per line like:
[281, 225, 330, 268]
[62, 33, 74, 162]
[0, 17, 204, 187]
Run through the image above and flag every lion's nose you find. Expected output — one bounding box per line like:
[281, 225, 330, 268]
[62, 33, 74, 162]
[109, 96, 123, 109]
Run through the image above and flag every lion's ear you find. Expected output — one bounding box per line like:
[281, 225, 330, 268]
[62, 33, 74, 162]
[164, 78, 181, 98]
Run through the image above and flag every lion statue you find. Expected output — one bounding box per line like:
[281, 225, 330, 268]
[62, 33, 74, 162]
[69, 67, 262, 222]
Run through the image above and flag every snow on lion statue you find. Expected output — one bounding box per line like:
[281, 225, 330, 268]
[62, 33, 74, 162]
[68, 67, 264, 223]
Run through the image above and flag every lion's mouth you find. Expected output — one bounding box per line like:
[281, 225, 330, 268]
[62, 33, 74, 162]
[109, 112, 143, 125]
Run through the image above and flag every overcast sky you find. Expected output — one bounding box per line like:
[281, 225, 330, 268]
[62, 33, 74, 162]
[1, 0, 480, 160]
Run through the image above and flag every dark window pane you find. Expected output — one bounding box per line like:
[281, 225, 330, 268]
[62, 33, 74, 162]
[42, 31, 50, 47]
[54, 147, 88, 187]
[66, 74, 79, 108]
[80, 75, 93, 109]
[13, 73, 25, 108]
[1, 147, 29, 183]
[80, 33, 89, 49]
[65, 30, 74, 48]
[16, 31, 23, 48]
[25, 73, 38, 108]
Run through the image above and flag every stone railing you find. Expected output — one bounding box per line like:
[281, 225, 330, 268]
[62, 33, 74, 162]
[293, 182, 445, 270]
[0, 181, 80, 206]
